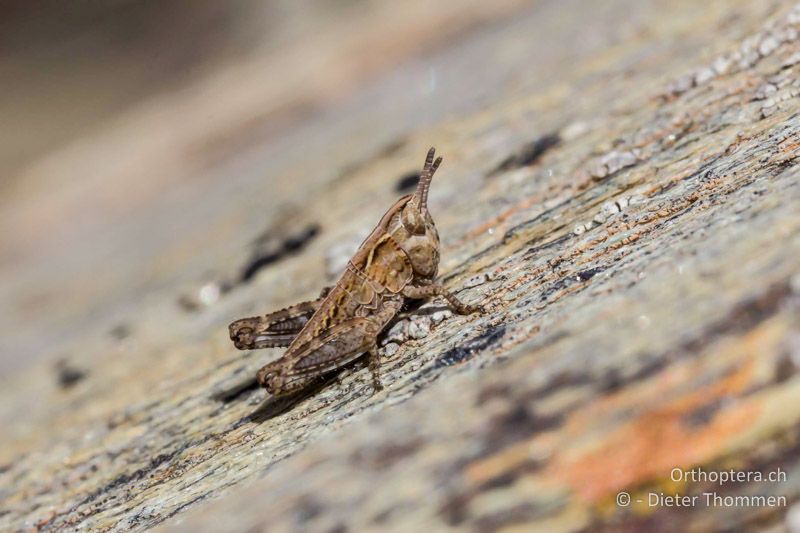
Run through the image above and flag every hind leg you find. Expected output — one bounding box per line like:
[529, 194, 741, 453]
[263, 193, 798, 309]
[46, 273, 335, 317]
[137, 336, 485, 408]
[229, 298, 322, 350]
[261, 317, 388, 395]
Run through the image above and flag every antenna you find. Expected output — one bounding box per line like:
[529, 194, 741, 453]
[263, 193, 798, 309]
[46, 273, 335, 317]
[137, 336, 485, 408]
[415, 147, 442, 208]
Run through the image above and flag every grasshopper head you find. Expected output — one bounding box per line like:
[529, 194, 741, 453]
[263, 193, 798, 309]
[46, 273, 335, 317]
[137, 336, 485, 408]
[401, 147, 441, 235]
[398, 147, 442, 279]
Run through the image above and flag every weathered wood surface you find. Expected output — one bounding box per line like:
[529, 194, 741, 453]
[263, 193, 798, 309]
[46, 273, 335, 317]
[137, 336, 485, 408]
[2, 1, 800, 531]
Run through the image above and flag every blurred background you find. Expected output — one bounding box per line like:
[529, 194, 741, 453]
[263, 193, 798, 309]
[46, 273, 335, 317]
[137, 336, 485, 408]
[1, 0, 671, 377]
[0, 0, 544, 376]
[3, 2, 799, 531]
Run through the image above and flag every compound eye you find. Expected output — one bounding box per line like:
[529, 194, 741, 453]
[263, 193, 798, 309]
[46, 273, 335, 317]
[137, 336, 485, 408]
[401, 204, 426, 234]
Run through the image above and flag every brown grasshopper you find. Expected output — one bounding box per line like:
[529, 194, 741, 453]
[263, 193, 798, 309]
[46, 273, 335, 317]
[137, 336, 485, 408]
[229, 148, 482, 396]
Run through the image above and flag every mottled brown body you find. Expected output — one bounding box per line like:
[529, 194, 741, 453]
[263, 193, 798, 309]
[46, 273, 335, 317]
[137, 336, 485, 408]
[229, 148, 481, 396]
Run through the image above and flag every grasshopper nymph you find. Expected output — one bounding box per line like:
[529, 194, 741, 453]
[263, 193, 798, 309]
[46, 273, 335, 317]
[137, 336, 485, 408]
[229, 148, 482, 396]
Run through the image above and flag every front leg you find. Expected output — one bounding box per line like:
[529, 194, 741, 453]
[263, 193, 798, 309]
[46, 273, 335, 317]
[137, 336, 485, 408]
[401, 282, 483, 315]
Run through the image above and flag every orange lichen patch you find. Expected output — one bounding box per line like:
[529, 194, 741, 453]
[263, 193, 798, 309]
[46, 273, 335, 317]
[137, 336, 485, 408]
[549, 355, 762, 504]
[777, 136, 800, 153]
[458, 356, 762, 498]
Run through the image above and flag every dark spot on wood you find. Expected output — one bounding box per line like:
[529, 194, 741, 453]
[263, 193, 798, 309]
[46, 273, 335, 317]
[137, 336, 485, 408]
[598, 368, 623, 393]
[479, 470, 520, 491]
[240, 224, 320, 283]
[284, 227, 317, 252]
[491, 133, 561, 175]
[55, 359, 87, 389]
[599, 358, 667, 395]
[682, 399, 723, 428]
[435, 325, 506, 369]
[577, 267, 601, 281]
[537, 275, 575, 302]
[439, 493, 471, 526]
[474, 502, 559, 533]
[394, 171, 420, 193]
[327, 523, 348, 533]
[476, 382, 512, 404]
[525, 369, 593, 401]
[109, 323, 131, 340]
[371, 507, 393, 524]
[295, 495, 325, 523]
[484, 405, 563, 451]
[177, 294, 200, 312]
[774, 351, 799, 384]
[351, 439, 422, 470]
